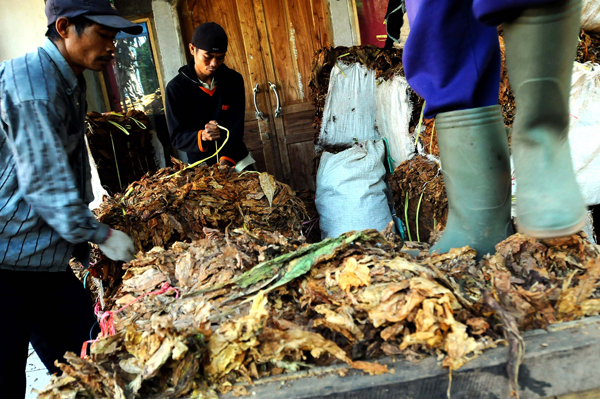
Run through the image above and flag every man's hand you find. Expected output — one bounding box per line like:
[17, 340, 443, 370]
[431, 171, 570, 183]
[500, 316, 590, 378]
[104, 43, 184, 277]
[97, 229, 136, 262]
[219, 158, 234, 170]
[201, 120, 221, 141]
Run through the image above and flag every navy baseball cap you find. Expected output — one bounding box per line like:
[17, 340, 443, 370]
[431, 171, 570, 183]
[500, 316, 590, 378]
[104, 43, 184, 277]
[45, 0, 143, 35]
[192, 22, 228, 53]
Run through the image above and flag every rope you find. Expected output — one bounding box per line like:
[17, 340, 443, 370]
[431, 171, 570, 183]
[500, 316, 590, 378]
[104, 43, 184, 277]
[81, 282, 179, 358]
[404, 195, 412, 241]
[414, 101, 426, 146]
[416, 190, 425, 243]
[109, 133, 123, 191]
[165, 124, 230, 179]
[415, 168, 441, 243]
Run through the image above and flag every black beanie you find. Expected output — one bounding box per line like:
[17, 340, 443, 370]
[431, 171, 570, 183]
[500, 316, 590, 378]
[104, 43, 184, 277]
[192, 22, 228, 53]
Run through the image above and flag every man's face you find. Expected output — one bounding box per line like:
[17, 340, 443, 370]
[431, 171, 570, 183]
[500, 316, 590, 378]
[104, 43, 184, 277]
[190, 45, 226, 79]
[64, 21, 118, 72]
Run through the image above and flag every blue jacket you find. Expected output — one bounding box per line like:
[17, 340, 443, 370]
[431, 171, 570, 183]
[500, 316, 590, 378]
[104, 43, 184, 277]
[0, 39, 109, 271]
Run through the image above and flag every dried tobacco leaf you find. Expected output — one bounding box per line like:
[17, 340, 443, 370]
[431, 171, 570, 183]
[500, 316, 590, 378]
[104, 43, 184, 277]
[259, 172, 277, 209]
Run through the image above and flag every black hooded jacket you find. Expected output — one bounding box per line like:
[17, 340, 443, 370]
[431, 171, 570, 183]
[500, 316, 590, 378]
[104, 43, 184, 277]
[165, 59, 249, 165]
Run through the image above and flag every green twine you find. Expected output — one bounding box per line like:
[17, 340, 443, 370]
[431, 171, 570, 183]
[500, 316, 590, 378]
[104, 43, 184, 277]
[414, 101, 426, 146]
[416, 190, 426, 243]
[109, 133, 123, 191]
[404, 195, 412, 242]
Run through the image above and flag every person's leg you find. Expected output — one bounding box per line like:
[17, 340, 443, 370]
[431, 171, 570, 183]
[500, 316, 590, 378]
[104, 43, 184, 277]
[499, 0, 586, 237]
[403, 0, 513, 254]
[473, 0, 570, 25]
[0, 269, 33, 399]
[30, 268, 97, 374]
[403, 0, 501, 118]
[431, 106, 513, 259]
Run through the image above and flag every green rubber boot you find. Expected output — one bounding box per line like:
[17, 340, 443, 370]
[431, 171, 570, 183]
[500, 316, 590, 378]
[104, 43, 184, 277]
[503, 0, 586, 238]
[431, 105, 513, 260]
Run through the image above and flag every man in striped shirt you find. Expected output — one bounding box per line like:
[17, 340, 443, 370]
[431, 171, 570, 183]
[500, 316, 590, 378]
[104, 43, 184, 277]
[0, 0, 141, 396]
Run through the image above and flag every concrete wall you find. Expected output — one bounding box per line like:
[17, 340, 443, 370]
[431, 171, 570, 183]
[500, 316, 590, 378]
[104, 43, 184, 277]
[0, 0, 47, 62]
[151, 0, 188, 83]
[327, 0, 361, 47]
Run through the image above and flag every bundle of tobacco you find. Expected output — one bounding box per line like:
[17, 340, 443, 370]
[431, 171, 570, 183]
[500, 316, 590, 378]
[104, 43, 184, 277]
[37, 228, 600, 399]
[483, 233, 600, 330]
[309, 45, 405, 135]
[86, 110, 157, 195]
[577, 29, 600, 64]
[87, 162, 309, 300]
[390, 156, 448, 244]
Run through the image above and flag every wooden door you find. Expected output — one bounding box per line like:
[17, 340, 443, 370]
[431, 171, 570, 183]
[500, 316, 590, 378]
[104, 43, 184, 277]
[179, 0, 332, 189]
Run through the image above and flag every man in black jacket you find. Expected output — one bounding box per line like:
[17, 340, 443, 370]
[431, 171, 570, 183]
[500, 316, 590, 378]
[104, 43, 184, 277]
[166, 22, 253, 170]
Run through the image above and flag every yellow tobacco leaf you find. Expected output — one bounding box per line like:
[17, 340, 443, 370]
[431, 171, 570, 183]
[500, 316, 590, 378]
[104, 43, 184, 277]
[348, 360, 390, 375]
[442, 319, 489, 370]
[141, 338, 174, 379]
[314, 304, 364, 341]
[207, 291, 269, 379]
[380, 322, 404, 341]
[122, 267, 167, 294]
[338, 257, 371, 292]
[259, 172, 277, 209]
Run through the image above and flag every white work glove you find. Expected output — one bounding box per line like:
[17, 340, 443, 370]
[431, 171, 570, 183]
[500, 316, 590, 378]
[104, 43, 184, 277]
[97, 229, 136, 262]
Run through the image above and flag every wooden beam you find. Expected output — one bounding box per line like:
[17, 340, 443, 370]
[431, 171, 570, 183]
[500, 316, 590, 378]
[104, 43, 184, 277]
[216, 316, 600, 399]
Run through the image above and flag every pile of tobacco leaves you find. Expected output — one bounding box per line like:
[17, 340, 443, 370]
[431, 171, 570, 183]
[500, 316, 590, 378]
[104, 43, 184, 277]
[86, 110, 157, 195]
[37, 228, 600, 399]
[86, 162, 309, 301]
[390, 156, 448, 244]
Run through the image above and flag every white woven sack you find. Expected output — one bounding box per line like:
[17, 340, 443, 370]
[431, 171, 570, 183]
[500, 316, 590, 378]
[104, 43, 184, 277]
[318, 63, 379, 146]
[581, 0, 600, 33]
[569, 62, 600, 205]
[375, 76, 414, 169]
[316, 140, 393, 239]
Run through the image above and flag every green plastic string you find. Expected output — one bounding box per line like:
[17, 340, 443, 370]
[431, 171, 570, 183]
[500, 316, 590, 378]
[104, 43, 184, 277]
[165, 124, 230, 179]
[404, 194, 412, 242]
[430, 120, 436, 155]
[109, 132, 123, 191]
[414, 101, 426, 146]
[130, 117, 147, 130]
[240, 171, 260, 176]
[108, 120, 130, 135]
[416, 189, 426, 243]
[335, 62, 346, 78]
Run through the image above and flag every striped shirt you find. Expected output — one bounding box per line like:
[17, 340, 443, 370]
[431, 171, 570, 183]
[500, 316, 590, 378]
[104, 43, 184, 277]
[0, 39, 109, 272]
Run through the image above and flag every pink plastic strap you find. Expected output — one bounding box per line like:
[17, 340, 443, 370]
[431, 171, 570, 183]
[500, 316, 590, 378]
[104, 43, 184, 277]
[80, 282, 179, 358]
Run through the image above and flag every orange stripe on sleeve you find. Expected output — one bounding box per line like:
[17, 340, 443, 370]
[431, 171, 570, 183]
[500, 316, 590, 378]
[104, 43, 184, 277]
[197, 130, 207, 152]
[220, 156, 236, 166]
